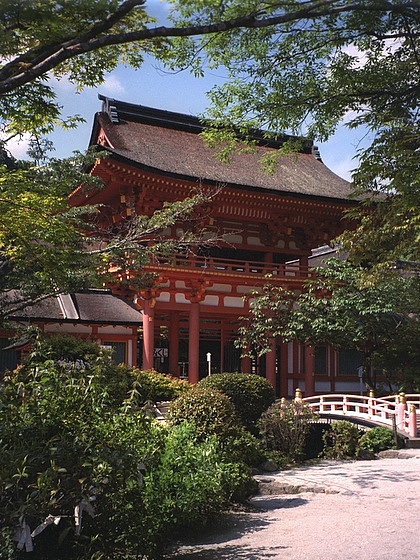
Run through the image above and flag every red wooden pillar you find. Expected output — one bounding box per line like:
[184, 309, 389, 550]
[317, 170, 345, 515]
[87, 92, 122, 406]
[305, 344, 315, 396]
[299, 254, 309, 277]
[279, 341, 289, 397]
[266, 338, 277, 391]
[241, 350, 252, 374]
[188, 302, 200, 384]
[142, 298, 155, 370]
[220, 325, 225, 373]
[168, 311, 180, 376]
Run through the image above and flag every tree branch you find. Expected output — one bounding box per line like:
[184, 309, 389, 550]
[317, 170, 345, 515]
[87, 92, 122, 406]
[1, 0, 417, 95]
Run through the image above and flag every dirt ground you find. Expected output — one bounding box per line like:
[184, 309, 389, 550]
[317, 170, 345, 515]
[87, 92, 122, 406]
[168, 450, 420, 560]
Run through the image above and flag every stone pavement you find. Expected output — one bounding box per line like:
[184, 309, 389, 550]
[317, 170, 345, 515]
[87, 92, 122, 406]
[170, 450, 420, 560]
[254, 449, 420, 496]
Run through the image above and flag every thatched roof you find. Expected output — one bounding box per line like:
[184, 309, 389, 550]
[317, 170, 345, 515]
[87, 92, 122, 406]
[90, 96, 353, 202]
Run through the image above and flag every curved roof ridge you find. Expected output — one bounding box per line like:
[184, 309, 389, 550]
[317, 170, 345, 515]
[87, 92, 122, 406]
[91, 95, 354, 202]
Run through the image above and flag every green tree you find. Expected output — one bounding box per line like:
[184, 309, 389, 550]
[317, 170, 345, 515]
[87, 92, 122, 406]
[239, 259, 420, 390]
[166, 0, 419, 265]
[1, 1, 418, 314]
[0, 147, 211, 323]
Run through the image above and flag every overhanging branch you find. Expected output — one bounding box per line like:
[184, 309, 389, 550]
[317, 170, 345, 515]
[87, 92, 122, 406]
[1, 0, 417, 95]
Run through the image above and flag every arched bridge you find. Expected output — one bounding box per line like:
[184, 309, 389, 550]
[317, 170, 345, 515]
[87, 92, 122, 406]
[301, 393, 420, 444]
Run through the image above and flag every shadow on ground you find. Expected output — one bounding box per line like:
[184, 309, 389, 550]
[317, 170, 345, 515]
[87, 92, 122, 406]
[166, 497, 308, 560]
[167, 544, 289, 559]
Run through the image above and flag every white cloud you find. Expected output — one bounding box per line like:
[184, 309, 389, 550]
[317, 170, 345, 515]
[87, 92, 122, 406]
[100, 74, 125, 96]
[342, 44, 368, 69]
[49, 71, 125, 97]
[50, 74, 76, 93]
[329, 158, 355, 182]
[1, 133, 31, 159]
[342, 37, 401, 70]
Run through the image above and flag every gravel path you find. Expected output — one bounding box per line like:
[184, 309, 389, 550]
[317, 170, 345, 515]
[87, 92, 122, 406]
[168, 450, 420, 560]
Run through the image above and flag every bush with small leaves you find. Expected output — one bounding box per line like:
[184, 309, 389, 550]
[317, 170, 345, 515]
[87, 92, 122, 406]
[168, 386, 264, 466]
[129, 368, 192, 405]
[0, 353, 153, 559]
[258, 400, 319, 463]
[358, 426, 402, 454]
[19, 332, 138, 407]
[198, 372, 275, 431]
[168, 386, 239, 439]
[141, 421, 255, 556]
[0, 337, 250, 560]
[322, 420, 362, 459]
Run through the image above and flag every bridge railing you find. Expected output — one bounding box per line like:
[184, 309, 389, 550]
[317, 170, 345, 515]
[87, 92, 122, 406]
[302, 394, 419, 438]
[380, 394, 420, 408]
[375, 394, 420, 437]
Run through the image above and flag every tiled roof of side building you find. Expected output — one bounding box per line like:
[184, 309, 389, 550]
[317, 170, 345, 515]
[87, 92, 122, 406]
[8, 290, 142, 325]
[90, 96, 354, 203]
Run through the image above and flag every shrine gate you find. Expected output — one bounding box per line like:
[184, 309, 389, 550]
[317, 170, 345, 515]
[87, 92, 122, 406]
[69, 96, 358, 397]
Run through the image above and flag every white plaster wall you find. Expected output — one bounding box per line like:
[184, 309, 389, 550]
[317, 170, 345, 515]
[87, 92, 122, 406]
[247, 236, 263, 246]
[211, 283, 232, 293]
[202, 295, 219, 306]
[223, 296, 245, 308]
[127, 340, 133, 366]
[156, 292, 171, 302]
[237, 285, 258, 294]
[315, 381, 331, 393]
[175, 293, 189, 304]
[223, 234, 243, 244]
[98, 326, 132, 335]
[44, 324, 91, 334]
[335, 381, 365, 393]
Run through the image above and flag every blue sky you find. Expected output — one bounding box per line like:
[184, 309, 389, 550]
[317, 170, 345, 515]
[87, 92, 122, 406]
[8, 0, 372, 181]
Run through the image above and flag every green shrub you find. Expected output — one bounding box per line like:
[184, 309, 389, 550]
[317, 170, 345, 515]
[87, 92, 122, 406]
[198, 372, 275, 431]
[19, 332, 137, 407]
[168, 386, 264, 466]
[168, 386, 239, 440]
[1, 361, 152, 559]
[358, 426, 401, 454]
[130, 368, 191, 405]
[0, 337, 249, 560]
[142, 422, 255, 556]
[258, 400, 318, 463]
[26, 332, 104, 363]
[322, 420, 362, 459]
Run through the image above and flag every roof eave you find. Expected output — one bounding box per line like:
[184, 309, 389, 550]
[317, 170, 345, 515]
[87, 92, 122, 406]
[98, 149, 358, 206]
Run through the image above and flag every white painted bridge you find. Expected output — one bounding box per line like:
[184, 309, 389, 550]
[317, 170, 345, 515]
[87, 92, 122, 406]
[300, 393, 420, 443]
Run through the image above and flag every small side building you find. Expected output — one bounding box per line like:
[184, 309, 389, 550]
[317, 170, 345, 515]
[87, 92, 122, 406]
[0, 290, 142, 373]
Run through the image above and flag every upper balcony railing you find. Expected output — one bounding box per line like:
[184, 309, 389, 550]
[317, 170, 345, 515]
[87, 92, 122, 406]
[148, 254, 314, 280]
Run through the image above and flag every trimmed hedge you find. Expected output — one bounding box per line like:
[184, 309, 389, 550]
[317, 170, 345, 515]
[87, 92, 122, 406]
[168, 386, 265, 467]
[130, 368, 191, 404]
[198, 372, 275, 430]
[168, 386, 240, 441]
